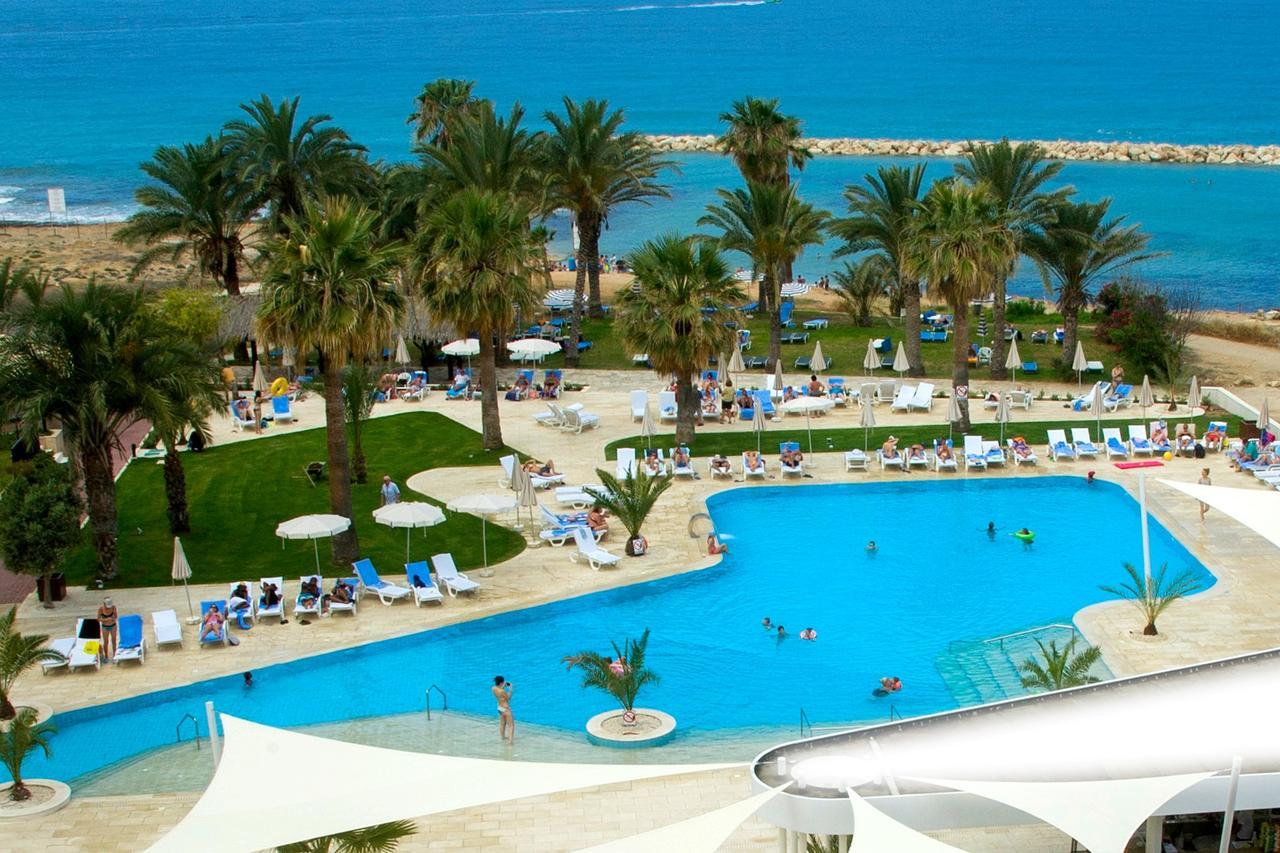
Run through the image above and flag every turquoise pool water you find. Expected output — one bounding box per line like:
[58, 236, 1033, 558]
[15, 477, 1214, 784]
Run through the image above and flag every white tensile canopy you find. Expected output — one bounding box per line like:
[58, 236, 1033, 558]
[848, 792, 968, 852]
[150, 715, 736, 853]
[1160, 479, 1280, 550]
[575, 784, 790, 853]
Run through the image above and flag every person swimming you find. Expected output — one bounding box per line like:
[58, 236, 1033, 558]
[872, 676, 903, 696]
[866, 540, 877, 553]
[762, 617, 772, 630]
[987, 521, 997, 539]
[799, 627, 818, 641]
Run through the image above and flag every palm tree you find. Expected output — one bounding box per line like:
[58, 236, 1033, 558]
[831, 257, 890, 327]
[1100, 562, 1202, 636]
[699, 182, 828, 370]
[0, 708, 56, 801]
[906, 179, 1015, 432]
[562, 628, 660, 712]
[415, 189, 546, 450]
[224, 95, 371, 233]
[616, 235, 739, 442]
[1019, 637, 1103, 692]
[114, 136, 258, 295]
[542, 97, 673, 336]
[955, 140, 1070, 379]
[588, 469, 674, 555]
[830, 164, 927, 374]
[0, 281, 212, 579]
[0, 258, 49, 315]
[342, 363, 378, 485]
[0, 607, 65, 720]
[1024, 198, 1155, 364]
[418, 101, 545, 202]
[716, 96, 812, 305]
[277, 820, 418, 853]
[258, 197, 403, 566]
[407, 78, 484, 147]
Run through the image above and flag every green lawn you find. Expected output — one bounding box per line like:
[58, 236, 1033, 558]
[603, 414, 1245, 460]
[63, 412, 525, 589]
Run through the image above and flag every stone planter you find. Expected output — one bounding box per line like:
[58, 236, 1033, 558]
[585, 708, 676, 748]
[0, 780, 71, 819]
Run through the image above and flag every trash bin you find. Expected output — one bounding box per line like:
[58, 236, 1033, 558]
[37, 572, 67, 603]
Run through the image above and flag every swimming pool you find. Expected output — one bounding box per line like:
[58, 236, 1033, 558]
[16, 477, 1215, 785]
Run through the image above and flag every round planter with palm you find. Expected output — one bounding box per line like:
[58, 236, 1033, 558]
[563, 629, 675, 747]
[587, 469, 672, 556]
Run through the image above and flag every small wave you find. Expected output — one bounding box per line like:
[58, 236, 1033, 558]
[0, 185, 23, 194]
[0, 197, 15, 205]
[619, 0, 765, 9]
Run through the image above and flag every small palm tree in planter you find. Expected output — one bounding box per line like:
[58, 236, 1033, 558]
[1099, 562, 1202, 636]
[0, 607, 66, 720]
[588, 468, 673, 556]
[1019, 637, 1103, 692]
[562, 629, 660, 726]
[0, 708, 57, 801]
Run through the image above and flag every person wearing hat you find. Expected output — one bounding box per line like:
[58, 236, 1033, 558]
[97, 597, 119, 661]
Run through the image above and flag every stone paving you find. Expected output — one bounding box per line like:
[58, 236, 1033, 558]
[8, 368, 1276, 852]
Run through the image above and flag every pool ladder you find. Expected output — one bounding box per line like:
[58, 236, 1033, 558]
[800, 705, 903, 738]
[424, 684, 448, 720]
[176, 713, 201, 750]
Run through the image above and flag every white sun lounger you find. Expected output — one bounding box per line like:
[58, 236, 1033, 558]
[1007, 439, 1038, 465]
[905, 446, 929, 469]
[228, 581, 256, 626]
[670, 447, 696, 478]
[963, 435, 988, 470]
[657, 390, 678, 422]
[353, 559, 412, 605]
[327, 580, 358, 616]
[1046, 429, 1076, 462]
[404, 561, 444, 606]
[876, 380, 897, 405]
[571, 527, 621, 571]
[113, 614, 146, 665]
[1071, 428, 1100, 458]
[616, 447, 637, 479]
[742, 452, 767, 479]
[890, 385, 916, 412]
[779, 441, 804, 476]
[708, 457, 735, 478]
[910, 382, 935, 412]
[431, 553, 481, 596]
[561, 408, 600, 434]
[296, 576, 324, 619]
[982, 440, 1007, 467]
[1128, 425, 1154, 455]
[257, 577, 286, 622]
[500, 454, 565, 489]
[932, 440, 958, 471]
[556, 486, 603, 509]
[1103, 427, 1129, 459]
[151, 609, 183, 648]
[532, 403, 562, 427]
[70, 619, 102, 671]
[630, 390, 647, 421]
[878, 448, 905, 471]
[42, 637, 74, 674]
[845, 449, 869, 472]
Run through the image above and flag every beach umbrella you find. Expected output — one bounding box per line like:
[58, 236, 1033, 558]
[751, 399, 768, 453]
[372, 501, 445, 563]
[394, 335, 411, 367]
[641, 405, 657, 450]
[995, 394, 1012, 443]
[809, 341, 827, 375]
[1258, 398, 1271, 433]
[276, 514, 353, 571]
[860, 396, 876, 449]
[442, 337, 480, 372]
[863, 340, 880, 376]
[1139, 374, 1154, 424]
[892, 341, 909, 378]
[732, 269, 759, 283]
[780, 281, 810, 298]
[1004, 338, 1022, 383]
[1187, 375, 1200, 414]
[508, 462, 533, 527]
[728, 347, 745, 375]
[947, 392, 962, 442]
[447, 494, 517, 570]
[773, 359, 784, 394]
[781, 395, 834, 457]
[514, 470, 539, 530]
[252, 361, 268, 393]
[1092, 381, 1106, 438]
[506, 338, 561, 357]
[171, 537, 195, 623]
[1072, 341, 1088, 391]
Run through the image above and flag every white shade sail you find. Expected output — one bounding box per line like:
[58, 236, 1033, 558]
[892, 341, 909, 374]
[442, 338, 480, 357]
[150, 715, 736, 853]
[863, 340, 880, 372]
[1159, 479, 1280, 550]
[371, 501, 444, 529]
[848, 792, 969, 852]
[275, 514, 352, 540]
[810, 341, 827, 373]
[575, 785, 790, 853]
[507, 337, 562, 356]
[913, 773, 1214, 853]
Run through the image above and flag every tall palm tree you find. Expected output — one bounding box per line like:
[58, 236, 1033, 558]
[699, 182, 828, 370]
[258, 197, 403, 566]
[415, 189, 546, 450]
[830, 164, 927, 375]
[418, 101, 546, 202]
[616, 234, 739, 442]
[1024, 198, 1155, 364]
[342, 363, 378, 485]
[114, 136, 258, 295]
[955, 140, 1070, 379]
[1100, 562, 1202, 636]
[1019, 637, 1103, 692]
[277, 820, 418, 853]
[0, 281, 212, 579]
[0, 607, 65, 720]
[906, 179, 1015, 432]
[224, 95, 371, 233]
[542, 97, 673, 338]
[407, 78, 484, 147]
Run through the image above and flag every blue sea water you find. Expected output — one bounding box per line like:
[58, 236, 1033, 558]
[1, 0, 1277, 305]
[13, 478, 1214, 784]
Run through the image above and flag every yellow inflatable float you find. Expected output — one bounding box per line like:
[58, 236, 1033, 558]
[270, 377, 289, 397]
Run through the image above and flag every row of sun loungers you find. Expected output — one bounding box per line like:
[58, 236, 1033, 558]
[531, 402, 600, 433]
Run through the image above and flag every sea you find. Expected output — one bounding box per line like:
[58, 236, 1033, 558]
[1, 0, 1278, 307]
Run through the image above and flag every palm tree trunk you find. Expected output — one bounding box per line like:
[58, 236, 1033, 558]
[321, 358, 359, 566]
[223, 246, 241, 297]
[989, 277, 1008, 380]
[567, 212, 599, 368]
[477, 335, 503, 451]
[1060, 288, 1082, 369]
[79, 442, 120, 580]
[674, 371, 699, 445]
[583, 214, 605, 319]
[902, 277, 924, 377]
[161, 441, 190, 535]
[350, 430, 367, 485]
[951, 304, 972, 432]
[768, 276, 783, 370]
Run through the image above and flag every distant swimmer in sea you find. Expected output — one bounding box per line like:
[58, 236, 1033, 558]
[1013, 527, 1035, 543]
[762, 617, 772, 630]
[987, 521, 997, 539]
[866, 540, 877, 553]
[872, 676, 903, 697]
[799, 628, 817, 641]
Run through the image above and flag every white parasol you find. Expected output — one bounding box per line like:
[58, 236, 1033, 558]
[442, 338, 480, 357]
[394, 335, 411, 366]
[1005, 338, 1022, 383]
[1139, 374, 1154, 423]
[809, 341, 827, 374]
[276, 514, 353, 571]
[1092, 381, 1106, 437]
[995, 394, 1012, 443]
[172, 537, 195, 623]
[892, 341, 909, 377]
[863, 340, 880, 375]
[641, 405, 657, 450]
[947, 392, 962, 441]
[780, 282, 810, 298]
[860, 395, 877, 449]
[372, 501, 445, 563]
[446, 494, 517, 570]
[728, 347, 746, 375]
[751, 399, 768, 453]
[1258, 398, 1271, 433]
[506, 338, 561, 361]
[252, 361, 268, 393]
[1187, 375, 1200, 414]
[1072, 341, 1088, 391]
[782, 395, 834, 457]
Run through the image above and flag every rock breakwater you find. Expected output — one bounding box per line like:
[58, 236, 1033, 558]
[644, 135, 1280, 166]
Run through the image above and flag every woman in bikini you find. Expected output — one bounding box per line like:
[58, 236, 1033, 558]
[96, 597, 119, 660]
[492, 676, 515, 743]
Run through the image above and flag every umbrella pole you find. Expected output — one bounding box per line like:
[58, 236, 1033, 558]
[313, 539, 320, 572]
[482, 517, 489, 568]
[405, 527, 411, 564]
[806, 410, 814, 461]
[183, 577, 194, 622]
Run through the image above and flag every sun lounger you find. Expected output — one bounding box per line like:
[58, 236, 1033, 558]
[910, 383, 935, 412]
[296, 575, 324, 619]
[779, 441, 803, 476]
[1009, 390, 1033, 411]
[431, 553, 481, 596]
[845, 449, 869, 471]
[828, 378, 848, 406]
[878, 448, 905, 471]
[615, 447, 637, 479]
[903, 445, 928, 469]
[542, 503, 587, 527]
[42, 637, 74, 674]
[113, 614, 146, 665]
[982, 441, 1007, 466]
[876, 380, 896, 404]
[779, 301, 795, 328]
[1205, 421, 1227, 453]
[404, 561, 444, 606]
[630, 390, 647, 421]
[555, 486, 600, 509]
[327, 579, 359, 616]
[1007, 439, 1038, 465]
[533, 403, 562, 427]
[1148, 422, 1172, 454]
[1086, 360, 1104, 374]
[571, 527, 621, 571]
[890, 384, 916, 412]
[1103, 384, 1133, 412]
[670, 446, 696, 478]
[1046, 429, 1076, 462]
[802, 317, 829, 330]
[151, 610, 183, 648]
[352, 559, 412, 605]
[932, 439, 958, 471]
[1127, 425, 1153, 455]
[228, 401, 255, 432]
[962, 435, 988, 470]
[1071, 428, 1100, 458]
[500, 454, 565, 489]
[657, 391, 678, 422]
[271, 395, 294, 424]
[227, 581, 255, 628]
[742, 452, 767, 479]
[561, 407, 600, 434]
[198, 601, 229, 647]
[256, 577, 286, 622]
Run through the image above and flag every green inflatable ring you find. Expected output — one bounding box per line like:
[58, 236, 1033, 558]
[1014, 531, 1035, 542]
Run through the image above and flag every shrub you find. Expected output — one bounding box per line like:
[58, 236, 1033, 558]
[1006, 299, 1047, 322]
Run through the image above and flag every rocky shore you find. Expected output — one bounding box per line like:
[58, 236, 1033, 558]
[644, 135, 1280, 166]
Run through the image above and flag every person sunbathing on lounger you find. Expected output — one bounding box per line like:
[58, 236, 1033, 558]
[807, 375, 824, 396]
[744, 450, 764, 472]
[710, 454, 732, 474]
[1011, 436, 1033, 459]
[783, 386, 799, 402]
[299, 578, 321, 608]
[881, 436, 900, 459]
[229, 584, 251, 614]
[259, 581, 280, 609]
[587, 507, 609, 536]
[642, 449, 663, 476]
[524, 458, 559, 476]
[1176, 424, 1196, 452]
[672, 447, 690, 468]
[936, 442, 954, 463]
[200, 605, 224, 642]
[541, 373, 560, 398]
[907, 444, 926, 463]
[1151, 421, 1169, 448]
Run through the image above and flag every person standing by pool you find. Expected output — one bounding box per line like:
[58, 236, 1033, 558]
[492, 676, 515, 744]
[1198, 468, 1212, 520]
[96, 597, 118, 661]
[380, 475, 400, 506]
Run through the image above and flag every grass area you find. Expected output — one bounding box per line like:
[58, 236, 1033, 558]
[62, 412, 526, 589]
[603, 414, 1245, 460]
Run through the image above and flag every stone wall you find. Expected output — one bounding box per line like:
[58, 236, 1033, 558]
[644, 134, 1280, 166]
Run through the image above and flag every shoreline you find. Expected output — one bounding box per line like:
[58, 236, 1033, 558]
[644, 134, 1280, 166]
